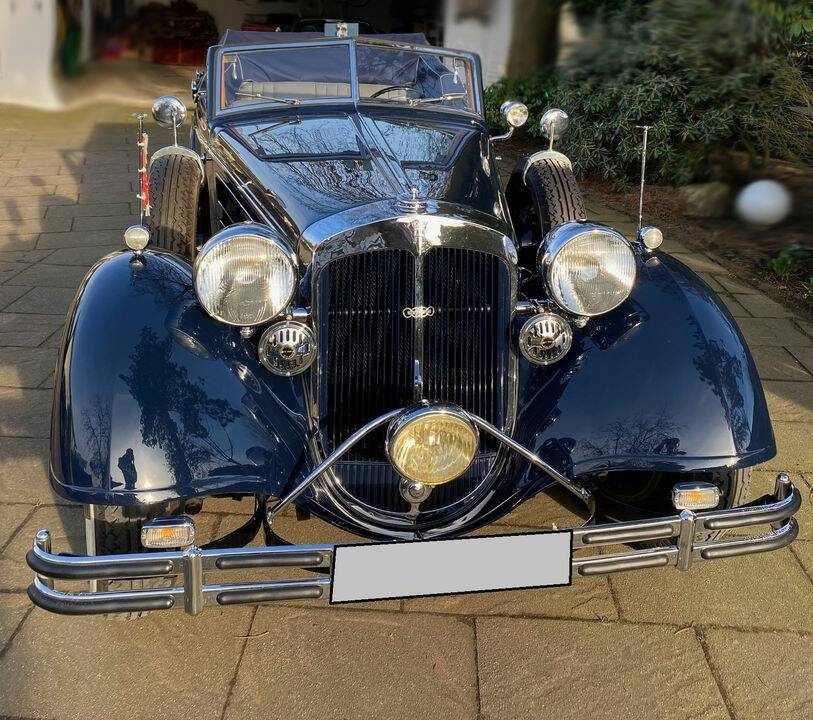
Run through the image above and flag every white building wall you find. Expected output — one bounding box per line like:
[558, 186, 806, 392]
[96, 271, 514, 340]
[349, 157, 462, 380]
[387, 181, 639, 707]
[443, 0, 513, 86]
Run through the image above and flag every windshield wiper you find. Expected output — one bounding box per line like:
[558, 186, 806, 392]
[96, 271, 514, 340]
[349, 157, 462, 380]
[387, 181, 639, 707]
[235, 92, 300, 105]
[408, 92, 466, 106]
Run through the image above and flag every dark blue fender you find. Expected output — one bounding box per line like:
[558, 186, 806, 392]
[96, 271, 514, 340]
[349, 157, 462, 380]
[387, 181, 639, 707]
[511, 252, 775, 483]
[50, 251, 309, 506]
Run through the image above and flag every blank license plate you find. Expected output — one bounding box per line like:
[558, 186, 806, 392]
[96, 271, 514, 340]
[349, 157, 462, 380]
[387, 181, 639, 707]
[330, 530, 572, 603]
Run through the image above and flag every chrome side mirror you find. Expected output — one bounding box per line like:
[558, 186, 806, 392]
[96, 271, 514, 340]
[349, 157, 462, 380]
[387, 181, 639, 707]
[152, 96, 187, 129]
[491, 100, 528, 143]
[152, 95, 187, 146]
[540, 108, 569, 150]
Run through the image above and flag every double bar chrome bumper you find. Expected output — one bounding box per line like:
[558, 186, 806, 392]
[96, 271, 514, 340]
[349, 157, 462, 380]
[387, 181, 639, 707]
[27, 474, 801, 616]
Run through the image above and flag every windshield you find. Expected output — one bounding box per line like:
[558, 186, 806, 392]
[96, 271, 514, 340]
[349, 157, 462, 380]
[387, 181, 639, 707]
[219, 42, 477, 114]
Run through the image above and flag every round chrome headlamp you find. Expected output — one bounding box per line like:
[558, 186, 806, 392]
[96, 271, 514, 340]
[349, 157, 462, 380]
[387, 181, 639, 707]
[386, 405, 479, 486]
[540, 222, 636, 317]
[194, 223, 296, 326]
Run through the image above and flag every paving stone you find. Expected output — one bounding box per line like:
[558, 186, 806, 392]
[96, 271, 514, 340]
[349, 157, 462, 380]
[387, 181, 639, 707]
[763, 381, 813, 423]
[224, 606, 478, 720]
[718, 293, 751, 318]
[609, 548, 813, 632]
[0, 261, 30, 284]
[716, 276, 761, 294]
[0, 185, 57, 198]
[476, 617, 728, 720]
[701, 627, 813, 720]
[41, 325, 65, 347]
[0, 284, 31, 311]
[0, 233, 38, 251]
[0, 387, 52, 437]
[737, 318, 813, 347]
[788, 346, 813, 375]
[403, 573, 617, 621]
[735, 293, 795, 318]
[79, 190, 140, 204]
[763, 421, 813, 474]
[0, 503, 34, 548]
[698, 273, 726, 292]
[791, 539, 813, 581]
[0, 312, 63, 347]
[796, 320, 813, 339]
[0, 164, 64, 177]
[0, 593, 30, 651]
[40, 245, 112, 266]
[0, 437, 55, 505]
[659, 236, 691, 254]
[37, 229, 122, 249]
[0, 218, 72, 235]
[751, 347, 811, 381]
[3, 286, 76, 314]
[46, 202, 130, 218]
[0, 204, 47, 220]
[5, 263, 89, 288]
[0, 248, 54, 263]
[73, 214, 139, 231]
[0, 347, 58, 388]
[671, 252, 728, 274]
[0, 605, 254, 720]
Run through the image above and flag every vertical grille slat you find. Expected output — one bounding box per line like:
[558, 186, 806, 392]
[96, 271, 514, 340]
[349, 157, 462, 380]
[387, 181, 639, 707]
[317, 245, 511, 515]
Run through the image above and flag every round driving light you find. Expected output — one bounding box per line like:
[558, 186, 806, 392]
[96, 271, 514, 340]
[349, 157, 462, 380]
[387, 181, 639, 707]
[386, 406, 479, 486]
[638, 226, 663, 250]
[519, 313, 573, 365]
[124, 224, 150, 251]
[194, 223, 296, 326]
[541, 223, 636, 317]
[258, 321, 316, 376]
[501, 100, 529, 128]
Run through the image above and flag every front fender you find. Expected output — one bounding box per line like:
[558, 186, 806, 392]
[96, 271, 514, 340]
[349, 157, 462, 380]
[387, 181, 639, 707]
[515, 253, 775, 479]
[51, 251, 308, 506]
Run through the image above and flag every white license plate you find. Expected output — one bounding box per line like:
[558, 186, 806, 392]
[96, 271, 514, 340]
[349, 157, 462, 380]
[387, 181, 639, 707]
[330, 530, 572, 603]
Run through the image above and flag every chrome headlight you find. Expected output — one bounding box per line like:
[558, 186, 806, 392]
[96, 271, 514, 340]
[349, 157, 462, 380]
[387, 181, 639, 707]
[386, 405, 479, 486]
[194, 223, 296, 326]
[540, 222, 636, 317]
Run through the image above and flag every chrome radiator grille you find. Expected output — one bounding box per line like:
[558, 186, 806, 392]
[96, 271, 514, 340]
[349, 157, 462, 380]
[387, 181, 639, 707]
[316, 246, 511, 514]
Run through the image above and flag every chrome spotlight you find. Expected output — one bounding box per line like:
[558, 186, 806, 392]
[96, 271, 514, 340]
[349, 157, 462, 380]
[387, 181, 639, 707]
[151, 95, 187, 129]
[540, 108, 569, 150]
[258, 321, 316, 376]
[123, 224, 150, 253]
[519, 313, 573, 365]
[638, 226, 663, 250]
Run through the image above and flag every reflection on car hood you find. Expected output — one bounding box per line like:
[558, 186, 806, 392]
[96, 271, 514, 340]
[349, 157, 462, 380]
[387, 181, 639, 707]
[213, 108, 501, 238]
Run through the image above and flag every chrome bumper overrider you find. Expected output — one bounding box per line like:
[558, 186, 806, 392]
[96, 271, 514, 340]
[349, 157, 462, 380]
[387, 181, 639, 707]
[27, 474, 800, 616]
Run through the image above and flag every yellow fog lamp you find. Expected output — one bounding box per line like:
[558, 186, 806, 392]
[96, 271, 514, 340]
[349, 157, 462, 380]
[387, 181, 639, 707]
[671, 482, 720, 511]
[141, 516, 196, 549]
[386, 405, 479, 486]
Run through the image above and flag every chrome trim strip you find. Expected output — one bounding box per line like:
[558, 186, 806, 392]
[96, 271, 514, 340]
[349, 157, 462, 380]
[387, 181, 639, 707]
[27, 474, 801, 615]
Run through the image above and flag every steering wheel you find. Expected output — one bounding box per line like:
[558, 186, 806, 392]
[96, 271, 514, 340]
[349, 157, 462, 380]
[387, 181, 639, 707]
[370, 85, 414, 99]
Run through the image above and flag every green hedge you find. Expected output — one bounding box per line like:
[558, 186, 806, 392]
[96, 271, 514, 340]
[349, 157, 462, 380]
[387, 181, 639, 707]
[485, 0, 813, 185]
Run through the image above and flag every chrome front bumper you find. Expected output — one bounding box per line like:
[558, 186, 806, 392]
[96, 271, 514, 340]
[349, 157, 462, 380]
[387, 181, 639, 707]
[27, 474, 800, 616]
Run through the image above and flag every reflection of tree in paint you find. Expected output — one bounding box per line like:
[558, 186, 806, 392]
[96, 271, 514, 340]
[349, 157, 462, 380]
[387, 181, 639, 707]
[82, 396, 111, 483]
[580, 412, 684, 458]
[119, 328, 240, 485]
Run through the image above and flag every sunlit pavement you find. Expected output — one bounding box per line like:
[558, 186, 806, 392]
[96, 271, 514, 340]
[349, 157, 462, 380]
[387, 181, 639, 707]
[0, 100, 811, 720]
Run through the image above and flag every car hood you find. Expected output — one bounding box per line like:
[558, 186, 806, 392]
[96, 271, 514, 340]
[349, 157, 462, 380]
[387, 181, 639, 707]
[211, 107, 502, 239]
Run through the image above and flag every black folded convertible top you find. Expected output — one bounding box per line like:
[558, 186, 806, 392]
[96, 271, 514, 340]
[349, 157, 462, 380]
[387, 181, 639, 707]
[219, 30, 430, 47]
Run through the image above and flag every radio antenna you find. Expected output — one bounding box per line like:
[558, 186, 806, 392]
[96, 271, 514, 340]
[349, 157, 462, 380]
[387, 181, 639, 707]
[635, 125, 652, 235]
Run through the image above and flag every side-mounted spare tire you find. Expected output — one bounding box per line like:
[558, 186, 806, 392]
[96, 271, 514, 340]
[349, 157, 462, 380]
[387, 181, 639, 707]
[147, 150, 203, 260]
[506, 150, 587, 248]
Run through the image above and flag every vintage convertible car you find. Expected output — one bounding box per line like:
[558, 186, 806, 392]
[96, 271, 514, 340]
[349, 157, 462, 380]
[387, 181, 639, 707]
[27, 31, 800, 615]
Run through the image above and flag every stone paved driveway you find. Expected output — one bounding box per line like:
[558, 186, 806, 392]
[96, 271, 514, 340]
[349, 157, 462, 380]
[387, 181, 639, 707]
[0, 104, 811, 720]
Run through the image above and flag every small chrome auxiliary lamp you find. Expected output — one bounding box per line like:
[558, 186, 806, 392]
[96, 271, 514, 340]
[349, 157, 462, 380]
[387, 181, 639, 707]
[490, 100, 529, 143]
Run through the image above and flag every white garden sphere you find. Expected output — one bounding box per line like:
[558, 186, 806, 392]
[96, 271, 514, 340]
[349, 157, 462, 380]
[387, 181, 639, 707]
[735, 179, 792, 226]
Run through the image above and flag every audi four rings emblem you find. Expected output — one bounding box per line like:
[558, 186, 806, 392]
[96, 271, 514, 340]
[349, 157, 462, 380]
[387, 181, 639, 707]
[402, 306, 436, 318]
